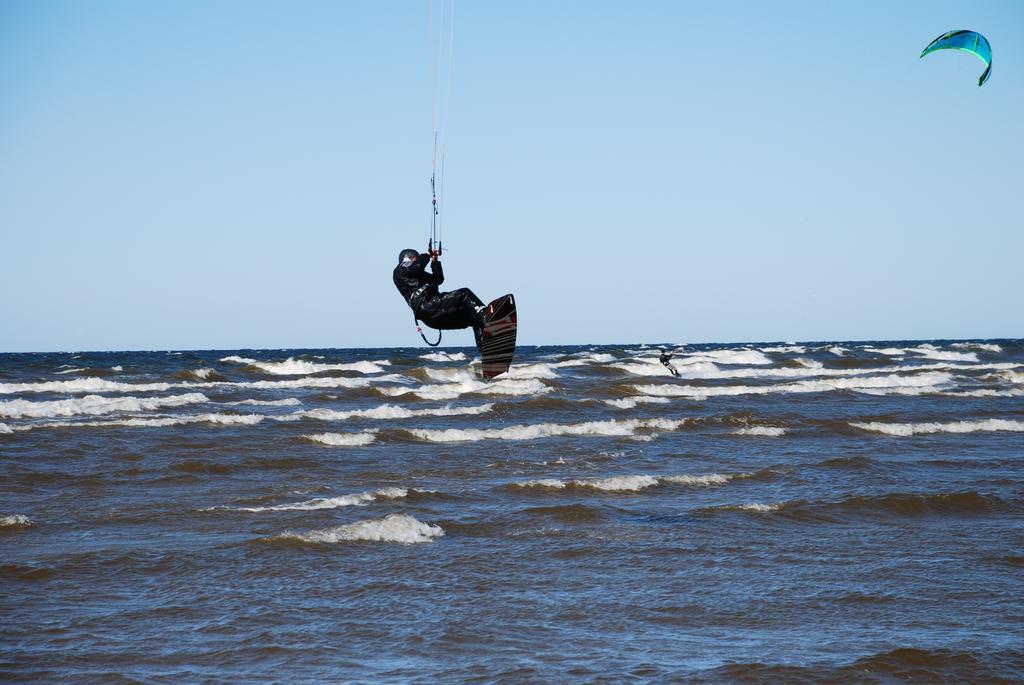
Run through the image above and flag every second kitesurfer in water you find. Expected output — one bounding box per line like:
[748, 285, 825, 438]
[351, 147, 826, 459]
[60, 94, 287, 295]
[394, 248, 487, 348]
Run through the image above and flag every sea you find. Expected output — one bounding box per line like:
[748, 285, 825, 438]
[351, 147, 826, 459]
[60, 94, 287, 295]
[1, 340, 1022, 683]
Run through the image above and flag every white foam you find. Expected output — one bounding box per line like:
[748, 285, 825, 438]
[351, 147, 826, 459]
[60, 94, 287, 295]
[662, 473, 734, 486]
[55, 367, 85, 375]
[0, 373, 408, 397]
[907, 347, 978, 363]
[111, 413, 264, 428]
[427, 364, 560, 382]
[587, 475, 660, 491]
[543, 350, 616, 365]
[853, 385, 948, 397]
[602, 396, 671, 409]
[409, 417, 688, 443]
[237, 374, 407, 391]
[516, 478, 570, 489]
[952, 342, 1002, 353]
[190, 368, 214, 380]
[420, 351, 468, 362]
[850, 418, 1024, 437]
[378, 377, 549, 401]
[278, 514, 444, 544]
[238, 487, 408, 512]
[243, 357, 391, 376]
[1, 514, 31, 527]
[503, 363, 562, 380]
[560, 352, 616, 366]
[733, 426, 787, 437]
[622, 359, 1021, 384]
[634, 371, 954, 400]
[423, 367, 470, 383]
[0, 423, 12, 434]
[232, 398, 303, 407]
[986, 370, 1024, 385]
[303, 431, 377, 446]
[111, 366, 123, 372]
[220, 355, 256, 364]
[0, 378, 175, 395]
[828, 346, 848, 356]
[280, 402, 494, 423]
[761, 346, 808, 354]
[0, 392, 209, 419]
[943, 388, 1024, 398]
[682, 349, 773, 366]
[732, 503, 780, 512]
[515, 472, 735, 492]
[863, 347, 907, 356]
[19, 413, 265, 431]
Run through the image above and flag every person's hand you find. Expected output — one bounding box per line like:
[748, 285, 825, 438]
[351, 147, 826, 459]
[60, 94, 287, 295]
[428, 248, 441, 261]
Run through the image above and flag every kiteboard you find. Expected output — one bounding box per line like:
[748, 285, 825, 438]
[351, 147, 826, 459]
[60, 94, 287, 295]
[480, 294, 517, 379]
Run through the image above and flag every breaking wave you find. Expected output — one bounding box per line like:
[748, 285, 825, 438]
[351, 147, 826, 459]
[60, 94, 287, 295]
[0, 392, 208, 419]
[733, 426, 786, 437]
[907, 345, 978, 362]
[0, 372, 408, 397]
[232, 398, 303, 407]
[420, 351, 468, 362]
[760, 345, 808, 354]
[230, 374, 406, 391]
[603, 396, 671, 409]
[377, 377, 549, 401]
[274, 514, 444, 544]
[407, 417, 689, 443]
[0, 378, 175, 395]
[222, 356, 390, 375]
[634, 371, 954, 399]
[511, 472, 736, 492]
[425, 365, 559, 382]
[1, 514, 31, 527]
[236, 487, 408, 512]
[952, 342, 1002, 353]
[942, 388, 1023, 398]
[684, 349, 772, 365]
[15, 413, 264, 432]
[279, 402, 493, 422]
[303, 431, 378, 446]
[850, 418, 1024, 437]
[709, 503, 781, 513]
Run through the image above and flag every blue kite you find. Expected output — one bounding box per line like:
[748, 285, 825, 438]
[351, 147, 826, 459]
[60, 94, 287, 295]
[921, 30, 992, 86]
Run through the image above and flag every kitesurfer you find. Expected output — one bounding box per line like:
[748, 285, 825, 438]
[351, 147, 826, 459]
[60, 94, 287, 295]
[394, 248, 486, 348]
[660, 349, 679, 377]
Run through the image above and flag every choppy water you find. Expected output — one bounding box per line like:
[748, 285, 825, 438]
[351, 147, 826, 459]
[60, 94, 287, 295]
[2, 340, 1023, 683]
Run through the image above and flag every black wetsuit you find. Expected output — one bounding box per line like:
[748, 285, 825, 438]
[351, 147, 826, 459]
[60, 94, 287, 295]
[660, 351, 679, 377]
[393, 254, 485, 334]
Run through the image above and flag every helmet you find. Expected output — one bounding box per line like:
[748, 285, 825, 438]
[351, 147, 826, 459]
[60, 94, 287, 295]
[398, 248, 419, 264]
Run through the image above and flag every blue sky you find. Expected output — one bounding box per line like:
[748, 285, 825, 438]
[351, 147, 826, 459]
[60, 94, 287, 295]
[2, 1, 1021, 352]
